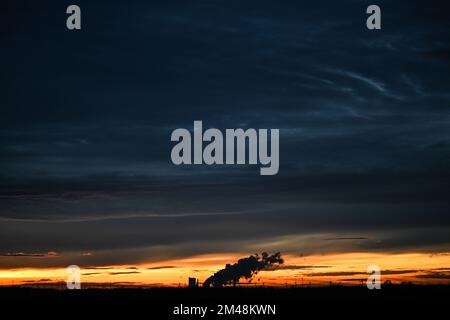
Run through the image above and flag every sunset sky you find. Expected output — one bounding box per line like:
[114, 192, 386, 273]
[1, 1, 450, 287]
[1, 252, 450, 287]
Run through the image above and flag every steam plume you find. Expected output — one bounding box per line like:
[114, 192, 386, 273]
[203, 252, 283, 287]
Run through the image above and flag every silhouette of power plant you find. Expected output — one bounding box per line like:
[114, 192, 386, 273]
[188, 277, 198, 287]
[189, 252, 283, 288]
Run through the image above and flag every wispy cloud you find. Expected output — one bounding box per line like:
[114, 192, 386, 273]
[108, 271, 141, 275]
[147, 265, 179, 270]
[1, 252, 58, 257]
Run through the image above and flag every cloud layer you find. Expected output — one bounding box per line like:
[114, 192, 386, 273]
[1, 0, 449, 267]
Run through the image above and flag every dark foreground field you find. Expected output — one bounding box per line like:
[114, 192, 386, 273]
[1, 285, 447, 318]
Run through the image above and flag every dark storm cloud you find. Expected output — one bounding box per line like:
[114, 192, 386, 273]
[1, 0, 450, 267]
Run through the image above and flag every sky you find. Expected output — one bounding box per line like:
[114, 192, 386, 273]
[1, 0, 450, 285]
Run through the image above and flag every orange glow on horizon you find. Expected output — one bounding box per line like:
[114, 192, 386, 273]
[0, 252, 449, 287]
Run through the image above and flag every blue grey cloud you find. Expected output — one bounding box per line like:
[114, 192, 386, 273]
[0, 0, 449, 267]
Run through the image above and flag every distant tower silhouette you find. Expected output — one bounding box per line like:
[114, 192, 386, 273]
[188, 277, 198, 287]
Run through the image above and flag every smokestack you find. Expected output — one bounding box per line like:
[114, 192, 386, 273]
[203, 252, 283, 288]
[188, 277, 198, 287]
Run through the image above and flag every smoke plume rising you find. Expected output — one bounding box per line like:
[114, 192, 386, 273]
[203, 252, 284, 287]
